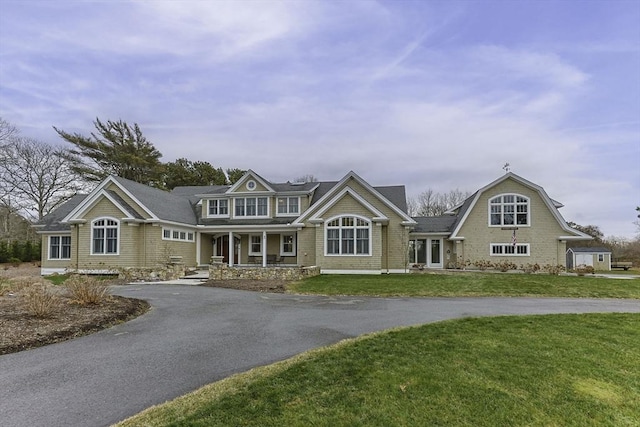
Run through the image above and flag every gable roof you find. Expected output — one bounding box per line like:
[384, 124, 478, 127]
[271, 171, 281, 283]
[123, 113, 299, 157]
[35, 194, 88, 232]
[448, 172, 591, 240]
[63, 176, 199, 225]
[227, 169, 275, 193]
[295, 171, 415, 225]
[110, 176, 198, 224]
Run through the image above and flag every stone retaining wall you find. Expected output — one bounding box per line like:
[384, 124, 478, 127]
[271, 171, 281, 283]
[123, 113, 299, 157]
[119, 263, 186, 281]
[209, 264, 321, 281]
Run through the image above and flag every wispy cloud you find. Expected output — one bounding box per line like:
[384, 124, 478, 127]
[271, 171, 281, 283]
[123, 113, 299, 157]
[0, 0, 638, 236]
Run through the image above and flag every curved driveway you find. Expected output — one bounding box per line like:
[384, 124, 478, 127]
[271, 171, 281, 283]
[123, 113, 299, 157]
[1, 284, 638, 427]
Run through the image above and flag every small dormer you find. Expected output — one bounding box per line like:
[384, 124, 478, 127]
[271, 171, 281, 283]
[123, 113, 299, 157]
[227, 170, 276, 194]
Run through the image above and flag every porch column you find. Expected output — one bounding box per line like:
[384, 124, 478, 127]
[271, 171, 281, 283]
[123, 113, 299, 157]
[228, 231, 234, 267]
[196, 232, 201, 266]
[262, 231, 267, 267]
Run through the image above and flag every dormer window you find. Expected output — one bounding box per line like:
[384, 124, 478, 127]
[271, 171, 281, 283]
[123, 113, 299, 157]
[234, 197, 268, 217]
[208, 199, 229, 217]
[277, 197, 299, 215]
[489, 194, 529, 226]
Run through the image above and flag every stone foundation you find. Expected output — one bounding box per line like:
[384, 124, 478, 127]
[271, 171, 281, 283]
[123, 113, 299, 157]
[209, 264, 320, 281]
[119, 262, 186, 282]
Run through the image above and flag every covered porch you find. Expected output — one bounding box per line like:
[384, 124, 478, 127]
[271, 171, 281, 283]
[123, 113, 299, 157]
[198, 227, 301, 268]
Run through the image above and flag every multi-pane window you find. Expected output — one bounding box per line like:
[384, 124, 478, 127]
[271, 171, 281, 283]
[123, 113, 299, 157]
[490, 243, 529, 256]
[208, 199, 228, 216]
[92, 218, 118, 254]
[326, 216, 370, 255]
[281, 234, 295, 255]
[277, 197, 299, 215]
[235, 197, 268, 217]
[489, 194, 529, 226]
[250, 235, 262, 255]
[162, 228, 195, 242]
[50, 236, 71, 259]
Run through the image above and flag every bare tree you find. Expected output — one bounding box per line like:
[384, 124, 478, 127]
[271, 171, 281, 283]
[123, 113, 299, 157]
[0, 117, 19, 145]
[293, 174, 318, 183]
[409, 188, 471, 216]
[0, 137, 82, 221]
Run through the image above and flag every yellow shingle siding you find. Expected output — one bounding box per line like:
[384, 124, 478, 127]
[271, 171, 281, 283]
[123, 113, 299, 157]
[40, 233, 73, 270]
[304, 177, 410, 272]
[456, 178, 568, 266]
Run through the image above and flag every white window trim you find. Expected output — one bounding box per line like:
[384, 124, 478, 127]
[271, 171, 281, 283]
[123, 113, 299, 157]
[233, 197, 270, 218]
[90, 217, 120, 256]
[207, 198, 229, 218]
[324, 215, 372, 257]
[488, 193, 530, 227]
[48, 235, 72, 260]
[280, 234, 296, 256]
[276, 196, 300, 217]
[490, 243, 530, 257]
[162, 227, 196, 242]
[249, 234, 262, 256]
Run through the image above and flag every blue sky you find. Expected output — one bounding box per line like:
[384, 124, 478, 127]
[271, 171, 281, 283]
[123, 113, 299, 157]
[1, 0, 639, 237]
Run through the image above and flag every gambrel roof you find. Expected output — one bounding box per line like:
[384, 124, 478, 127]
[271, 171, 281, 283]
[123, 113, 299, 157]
[447, 172, 590, 240]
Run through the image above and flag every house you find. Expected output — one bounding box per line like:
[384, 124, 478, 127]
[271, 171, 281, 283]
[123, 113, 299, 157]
[408, 173, 591, 269]
[566, 247, 612, 271]
[35, 170, 590, 277]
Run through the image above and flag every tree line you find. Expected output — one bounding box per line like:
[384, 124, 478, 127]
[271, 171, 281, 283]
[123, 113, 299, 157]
[0, 117, 248, 224]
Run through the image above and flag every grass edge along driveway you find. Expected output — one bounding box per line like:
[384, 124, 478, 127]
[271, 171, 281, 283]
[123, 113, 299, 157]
[287, 272, 640, 299]
[116, 313, 640, 427]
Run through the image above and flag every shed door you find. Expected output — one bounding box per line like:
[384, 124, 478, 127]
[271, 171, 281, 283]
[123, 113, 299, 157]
[575, 253, 593, 267]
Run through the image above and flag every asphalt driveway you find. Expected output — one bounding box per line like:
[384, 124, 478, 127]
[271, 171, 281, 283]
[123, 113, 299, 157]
[1, 284, 638, 427]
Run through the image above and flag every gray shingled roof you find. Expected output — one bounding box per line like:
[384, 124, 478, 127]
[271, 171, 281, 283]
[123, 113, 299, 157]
[104, 190, 145, 220]
[309, 182, 408, 213]
[111, 176, 199, 224]
[411, 216, 457, 233]
[376, 186, 408, 213]
[41, 174, 411, 231]
[448, 192, 477, 234]
[270, 182, 319, 192]
[36, 194, 87, 232]
[170, 185, 228, 197]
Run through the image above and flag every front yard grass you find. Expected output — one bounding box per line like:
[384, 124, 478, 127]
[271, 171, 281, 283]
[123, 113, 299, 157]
[288, 272, 640, 299]
[117, 313, 640, 426]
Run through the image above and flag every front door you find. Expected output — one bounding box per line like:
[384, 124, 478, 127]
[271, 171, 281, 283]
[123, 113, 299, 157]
[215, 236, 239, 264]
[428, 238, 443, 268]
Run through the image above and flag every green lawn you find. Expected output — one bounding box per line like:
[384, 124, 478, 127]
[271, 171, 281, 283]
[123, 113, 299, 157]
[117, 313, 640, 427]
[288, 272, 640, 299]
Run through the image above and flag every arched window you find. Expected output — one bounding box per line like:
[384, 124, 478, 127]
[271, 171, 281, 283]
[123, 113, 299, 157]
[325, 216, 370, 255]
[489, 194, 529, 226]
[91, 218, 119, 254]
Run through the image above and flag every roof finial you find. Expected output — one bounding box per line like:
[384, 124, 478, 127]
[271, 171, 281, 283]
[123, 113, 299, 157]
[503, 162, 511, 173]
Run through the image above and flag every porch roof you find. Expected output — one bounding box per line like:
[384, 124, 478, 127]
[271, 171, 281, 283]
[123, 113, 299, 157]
[199, 218, 293, 226]
[411, 216, 457, 233]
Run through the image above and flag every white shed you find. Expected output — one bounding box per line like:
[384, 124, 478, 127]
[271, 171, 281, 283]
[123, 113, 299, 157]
[566, 247, 611, 271]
